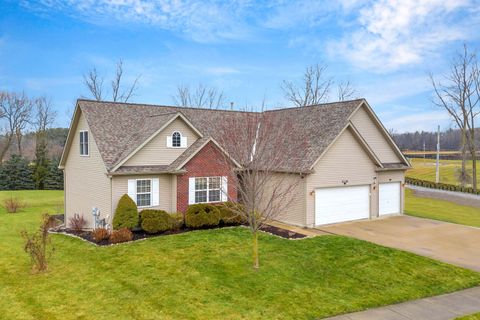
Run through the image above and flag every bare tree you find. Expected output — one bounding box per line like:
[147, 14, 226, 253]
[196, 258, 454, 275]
[430, 44, 480, 190]
[282, 63, 332, 107]
[213, 107, 307, 269]
[33, 97, 56, 133]
[173, 84, 226, 109]
[337, 80, 358, 101]
[83, 59, 140, 102]
[0, 92, 32, 161]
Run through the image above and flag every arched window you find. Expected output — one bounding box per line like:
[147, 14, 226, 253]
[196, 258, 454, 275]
[172, 131, 181, 147]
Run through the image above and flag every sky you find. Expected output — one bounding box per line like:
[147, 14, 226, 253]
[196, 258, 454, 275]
[0, 0, 479, 132]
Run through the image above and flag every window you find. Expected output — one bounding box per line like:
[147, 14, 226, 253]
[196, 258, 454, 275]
[79, 131, 89, 156]
[194, 177, 222, 204]
[172, 131, 181, 147]
[136, 179, 152, 207]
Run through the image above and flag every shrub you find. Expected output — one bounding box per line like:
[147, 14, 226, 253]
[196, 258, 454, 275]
[140, 210, 176, 234]
[217, 202, 246, 225]
[171, 212, 184, 230]
[185, 204, 221, 228]
[69, 214, 86, 232]
[21, 213, 56, 272]
[92, 228, 110, 243]
[113, 194, 139, 230]
[3, 196, 25, 213]
[109, 228, 133, 244]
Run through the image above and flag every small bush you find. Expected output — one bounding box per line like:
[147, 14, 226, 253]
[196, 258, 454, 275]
[69, 214, 86, 232]
[92, 228, 110, 243]
[140, 210, 176, 234]
[217, 202, 246, 225]
[21, 213, 56, 272]
[185, 204, 221, 228]
[3, 197, 25, 213]
[109, 228, 133, 244]
[113, 194, 139, 230]
[170, 212, 184, 230]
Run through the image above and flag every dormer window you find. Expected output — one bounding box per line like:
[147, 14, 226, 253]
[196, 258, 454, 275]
[167, 131, 187, 148]
[172, 131, 181, 147]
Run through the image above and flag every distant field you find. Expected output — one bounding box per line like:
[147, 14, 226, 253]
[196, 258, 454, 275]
[406, 158, 479, 187]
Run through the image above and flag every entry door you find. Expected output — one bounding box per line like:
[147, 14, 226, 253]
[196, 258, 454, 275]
[379, 182, 401, 216]
[315, 185, 370, 226]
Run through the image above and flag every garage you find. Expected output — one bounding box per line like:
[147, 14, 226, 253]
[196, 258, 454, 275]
[379, 182, 401, 216]
[315, 185, 370, 226]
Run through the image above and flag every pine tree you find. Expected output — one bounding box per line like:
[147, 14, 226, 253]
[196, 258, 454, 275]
[34, 131, 50, 190]
[0, 155, 35, 190]
[44, 158, 64, 190]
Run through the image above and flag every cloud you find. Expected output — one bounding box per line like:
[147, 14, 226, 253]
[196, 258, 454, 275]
[382, 109, 452, 132]
[328, 0, 480, 72]
[21, 0, 255, 42]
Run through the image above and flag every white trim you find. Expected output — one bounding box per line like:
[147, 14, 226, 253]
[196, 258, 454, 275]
[168, 131, 186, 149]
[59, 103, 81, 168]
[111, 113, 203, 172]
[79, 130, 89, 157]
[135, 178, 154, 208]
[190, 176, 225, 204]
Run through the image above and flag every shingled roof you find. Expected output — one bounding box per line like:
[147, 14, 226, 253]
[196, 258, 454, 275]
[72, 98, 366, 173]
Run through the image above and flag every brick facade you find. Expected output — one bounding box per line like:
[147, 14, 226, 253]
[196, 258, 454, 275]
[176, 141, 238, 213]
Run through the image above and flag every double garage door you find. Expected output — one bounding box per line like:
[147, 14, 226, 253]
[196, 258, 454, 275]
[315, 182, 401, 226]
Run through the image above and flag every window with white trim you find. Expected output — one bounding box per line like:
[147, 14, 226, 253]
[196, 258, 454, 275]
[172, 131, 181, 147]
[79, 131, 89, 156]
[194, 177, 221, 204]
[136, 179, 152, 207]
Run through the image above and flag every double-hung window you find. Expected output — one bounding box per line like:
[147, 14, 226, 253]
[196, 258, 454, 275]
[194, 177, 222, 204]
[79, 131, 89, 156]
[136, 179, 152, 207]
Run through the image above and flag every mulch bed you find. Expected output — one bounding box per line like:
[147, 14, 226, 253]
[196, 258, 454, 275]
[55, 223, 306, 246]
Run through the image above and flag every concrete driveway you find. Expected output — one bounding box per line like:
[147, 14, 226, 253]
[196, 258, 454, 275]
[318, 215, 480, 272]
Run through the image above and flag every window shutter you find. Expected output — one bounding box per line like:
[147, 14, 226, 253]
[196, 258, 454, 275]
[166, 136, 172, 148]
[188, 177, 196, 205]
[127, 179, 136, 203]
[181, 136, 187, 148]
[152, 178, 159, 206]
[221, 176, 228, 202]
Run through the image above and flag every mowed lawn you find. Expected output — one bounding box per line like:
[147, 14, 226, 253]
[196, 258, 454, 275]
[1, 191, 480, 319]
[405, 188, 480, 228]
[407, 158, 480, 187]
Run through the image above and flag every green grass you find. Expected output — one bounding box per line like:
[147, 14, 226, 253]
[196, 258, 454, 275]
[405, 188, 480, 227]
[407, 158, 479, 187]
[1, 191, 480, 319]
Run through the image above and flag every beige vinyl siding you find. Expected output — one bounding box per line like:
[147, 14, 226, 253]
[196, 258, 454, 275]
[350, 106, 402, 163]
[64, 111, 111, 229]
[111, 174, 175, 214]
[124, 118, 200, 166]
[305, 128, 378, 226]
[378, 170, 405, 214]
[270, 173, 306, 227]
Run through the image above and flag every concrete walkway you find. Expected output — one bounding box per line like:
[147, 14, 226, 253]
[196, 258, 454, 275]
[325, 286, 480, 320]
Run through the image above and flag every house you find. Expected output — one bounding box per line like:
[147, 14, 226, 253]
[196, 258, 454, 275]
[59, 98, 410, 229]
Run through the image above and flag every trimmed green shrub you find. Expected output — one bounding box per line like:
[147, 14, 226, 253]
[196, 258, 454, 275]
[113, 194, 139, 230]
[217, 202, 245, 225]
[185, 204, 221, 228]
[140, 210, 176, 234]
[170, 212, 185, 230]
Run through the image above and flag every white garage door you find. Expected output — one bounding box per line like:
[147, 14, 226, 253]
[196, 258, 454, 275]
[379, 182, 401, 216]
[315, 185, 370, 226]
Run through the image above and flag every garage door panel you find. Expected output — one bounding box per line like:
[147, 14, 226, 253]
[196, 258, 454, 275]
[379, 182, 401, 216]
[315, 185, 370, 226]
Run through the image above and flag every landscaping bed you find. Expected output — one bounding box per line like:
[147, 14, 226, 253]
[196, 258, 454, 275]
[57, 223, 306, 245]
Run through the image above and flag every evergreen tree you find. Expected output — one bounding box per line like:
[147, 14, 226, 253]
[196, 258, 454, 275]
[33, 131, 49, 190]
[0, 155, 35, 190]
[44, 158, 64, 190]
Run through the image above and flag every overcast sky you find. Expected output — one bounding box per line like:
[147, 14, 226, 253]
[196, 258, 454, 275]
[1, 0, 479, 132]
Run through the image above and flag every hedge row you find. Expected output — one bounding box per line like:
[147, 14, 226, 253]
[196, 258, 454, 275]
[405, 177, 480, 195]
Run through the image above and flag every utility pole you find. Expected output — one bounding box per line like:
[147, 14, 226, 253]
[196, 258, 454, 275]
[423, 140, 426, 164]
[436, 125, 440, 183]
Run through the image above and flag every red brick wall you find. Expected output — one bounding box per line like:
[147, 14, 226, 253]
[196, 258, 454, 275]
[177, 141, 238, 213]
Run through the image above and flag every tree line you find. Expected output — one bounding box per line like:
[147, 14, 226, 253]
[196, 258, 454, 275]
[0, 93, 63, 190]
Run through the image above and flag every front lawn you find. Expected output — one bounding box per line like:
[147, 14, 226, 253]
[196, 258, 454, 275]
[1, 191, 479, 319]
[407, 158, 479, 187]
[458, 314, 480, 320]
[405, 188, 480, 228]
